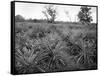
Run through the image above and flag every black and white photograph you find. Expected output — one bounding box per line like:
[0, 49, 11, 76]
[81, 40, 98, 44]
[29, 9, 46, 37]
[11, 1, 97, 75]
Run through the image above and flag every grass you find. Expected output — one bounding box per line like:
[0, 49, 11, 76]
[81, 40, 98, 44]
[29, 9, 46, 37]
[15, 22, 97, 74]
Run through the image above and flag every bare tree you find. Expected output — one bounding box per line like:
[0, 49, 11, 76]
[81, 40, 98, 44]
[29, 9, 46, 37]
[42, 5, 57, 23]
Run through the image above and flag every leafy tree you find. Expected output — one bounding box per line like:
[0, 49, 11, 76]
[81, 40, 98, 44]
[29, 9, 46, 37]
[42, 5, 57, 23]
[78, 6, 93, 25]
[15, 15, 25, 22]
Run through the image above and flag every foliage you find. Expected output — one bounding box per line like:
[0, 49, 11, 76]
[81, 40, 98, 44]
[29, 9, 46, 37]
[78, 6, 93, 25]
[15, 15, 25, 22]
[15, 22, 97, 74]
[73, 32, 97, 68]
[42, 5, 57, 23]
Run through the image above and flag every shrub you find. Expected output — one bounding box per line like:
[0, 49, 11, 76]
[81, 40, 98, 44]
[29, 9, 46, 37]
[73, 32, 97, 68]
[15, 15, 25, 22]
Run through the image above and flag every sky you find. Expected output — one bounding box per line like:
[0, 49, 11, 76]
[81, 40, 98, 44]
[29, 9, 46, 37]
[15, 2, 97, 23]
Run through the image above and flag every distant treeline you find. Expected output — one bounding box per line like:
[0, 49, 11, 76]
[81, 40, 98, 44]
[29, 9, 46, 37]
[15, 15, 52, 23]
[15, 15, 97, 26]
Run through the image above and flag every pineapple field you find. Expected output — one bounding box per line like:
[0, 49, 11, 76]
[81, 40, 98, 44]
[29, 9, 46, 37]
[15, 22, 97, 74]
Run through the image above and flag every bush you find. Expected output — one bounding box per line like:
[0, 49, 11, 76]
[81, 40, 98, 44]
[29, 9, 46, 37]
[15, 15, 25, 22]
[72, 32, 97, 68]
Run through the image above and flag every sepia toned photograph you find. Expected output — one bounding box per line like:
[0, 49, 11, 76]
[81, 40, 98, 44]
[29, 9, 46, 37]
[11, 1, 97, 75]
